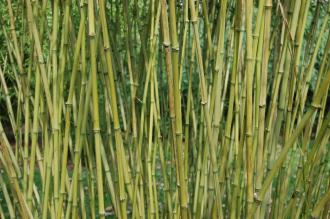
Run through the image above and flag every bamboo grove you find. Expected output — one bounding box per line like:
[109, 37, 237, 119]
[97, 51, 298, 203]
[0, 0, 329, 218]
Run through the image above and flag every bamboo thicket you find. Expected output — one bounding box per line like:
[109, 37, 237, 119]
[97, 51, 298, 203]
[0, 0, 329, 218]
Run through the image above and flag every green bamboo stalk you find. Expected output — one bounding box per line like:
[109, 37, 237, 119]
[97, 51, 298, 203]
[161, 0, 189, 217]
[188, 0, 223, 216]
[252, 67, 330, 217]
[311, 185, 330, 218]
[56, 1, 86, 218]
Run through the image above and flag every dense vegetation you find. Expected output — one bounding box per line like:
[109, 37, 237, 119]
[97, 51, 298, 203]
[0, 0, 329, 218]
